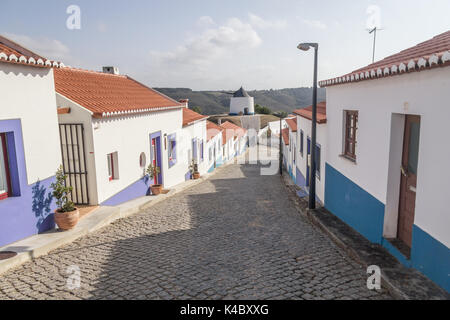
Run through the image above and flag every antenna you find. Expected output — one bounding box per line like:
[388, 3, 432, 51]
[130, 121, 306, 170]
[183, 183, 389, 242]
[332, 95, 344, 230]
[368, 27, 383, 63]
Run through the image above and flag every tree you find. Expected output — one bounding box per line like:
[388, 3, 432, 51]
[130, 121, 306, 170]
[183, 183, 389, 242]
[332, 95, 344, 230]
[255, 104, 272, 115]
[191, 106, 202, 114]
[273, 111, 288, 118]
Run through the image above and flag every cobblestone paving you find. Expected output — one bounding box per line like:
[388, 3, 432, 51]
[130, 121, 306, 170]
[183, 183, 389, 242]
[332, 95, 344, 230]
[0, 150, 392, 300]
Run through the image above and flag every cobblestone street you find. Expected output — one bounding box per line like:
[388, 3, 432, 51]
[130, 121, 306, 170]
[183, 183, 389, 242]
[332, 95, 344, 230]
[0, 147, 392, 300]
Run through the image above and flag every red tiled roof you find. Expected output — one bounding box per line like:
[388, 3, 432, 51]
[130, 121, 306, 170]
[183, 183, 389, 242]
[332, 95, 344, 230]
[281, 128, 289, 145]
[320, 30, 450, 87]
[207, 121, 223, 141]
[293, 101, 327, 124]
[54, 67, 183, 118]
[183, 108, 208, 127]
[285, 117, 297, 132]
[219, 121, 247, 145]
[0, 35, 62, 68]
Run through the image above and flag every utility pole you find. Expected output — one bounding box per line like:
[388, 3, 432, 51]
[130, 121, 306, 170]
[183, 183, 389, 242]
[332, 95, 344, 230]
[369, 27, 381, 63]
[279, 117, 282, 175]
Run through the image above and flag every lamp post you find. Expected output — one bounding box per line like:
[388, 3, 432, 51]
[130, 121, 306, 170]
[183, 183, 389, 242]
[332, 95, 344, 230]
[297, 42, 318, 210]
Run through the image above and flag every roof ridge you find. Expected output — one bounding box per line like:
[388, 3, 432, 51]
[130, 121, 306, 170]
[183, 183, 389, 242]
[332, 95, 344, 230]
[126, 76, 183, 106]
[60, 66, 128, 78]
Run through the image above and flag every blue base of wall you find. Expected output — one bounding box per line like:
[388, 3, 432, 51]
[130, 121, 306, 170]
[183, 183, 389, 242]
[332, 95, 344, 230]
[296, 167, 307, 188]
[325, 162, 449, 292]
[0, 119, 56, 247]
[411, 225, 450, 292]
[101, 176, 151, 207]
[324, 163, 385, 244]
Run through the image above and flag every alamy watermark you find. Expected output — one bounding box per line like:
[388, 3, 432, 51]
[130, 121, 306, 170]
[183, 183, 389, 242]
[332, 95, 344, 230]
[66, 265, 81, 290]
[66, 5, 81, 30]
[367, 265, 381, 290]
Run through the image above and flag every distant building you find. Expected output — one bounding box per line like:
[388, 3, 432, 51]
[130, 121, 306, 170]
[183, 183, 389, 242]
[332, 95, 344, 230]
[229, 87, 255, 116]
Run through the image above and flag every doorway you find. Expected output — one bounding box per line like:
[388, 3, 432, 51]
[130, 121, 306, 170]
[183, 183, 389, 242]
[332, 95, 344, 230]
[397, 115, 420, 248]
[150, 132, 163, 186]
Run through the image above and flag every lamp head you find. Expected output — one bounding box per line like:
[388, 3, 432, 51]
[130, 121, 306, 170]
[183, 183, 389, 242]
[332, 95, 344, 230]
[297, 42, 318, 51]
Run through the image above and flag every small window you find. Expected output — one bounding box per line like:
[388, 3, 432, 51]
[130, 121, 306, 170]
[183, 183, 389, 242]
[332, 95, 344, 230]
[139, 152, 146, 168]
[0, 133, 12, 200]
[107, 152, 118, 181]
[168, 134, 177, 168]
[344, 110, 358, 160]
[300, 130, 304, 157]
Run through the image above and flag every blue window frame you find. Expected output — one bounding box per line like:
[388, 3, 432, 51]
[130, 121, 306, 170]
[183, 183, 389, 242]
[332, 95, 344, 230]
[200, 140, 204, 162]
[168, 134, 177, 168]
[0, 133, 12, 200]
[315, 143, 321, 180]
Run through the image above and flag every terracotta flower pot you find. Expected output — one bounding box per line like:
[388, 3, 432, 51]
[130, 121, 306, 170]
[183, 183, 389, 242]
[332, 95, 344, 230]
[193, 172, 201, 180]
[54, 208, 80, 231]
[151, 184, 163, 195]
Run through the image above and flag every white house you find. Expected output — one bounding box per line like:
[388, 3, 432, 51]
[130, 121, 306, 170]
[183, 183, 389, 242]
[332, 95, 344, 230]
[206, 121, 223, 173]
[181, 105, 209, 180]
[0, 35, 63, 247]
[220, 121, 248, 161]
[54, 66, 188, 206]
[293, 102, 327, 203]
[281, 128, 290, 169]
[320, 30, 450, 291]
[284, 117, 297, 182]
[229, 87, 255, 115]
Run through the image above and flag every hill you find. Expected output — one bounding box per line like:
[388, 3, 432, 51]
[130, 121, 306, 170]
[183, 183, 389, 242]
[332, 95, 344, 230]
[155, 87, 326, 115]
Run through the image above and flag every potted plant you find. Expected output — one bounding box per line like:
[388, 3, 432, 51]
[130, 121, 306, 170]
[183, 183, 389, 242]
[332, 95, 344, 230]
[51, 166, 79, 231]
[190, 159, 200, 180]
[147, 163, 162, 195]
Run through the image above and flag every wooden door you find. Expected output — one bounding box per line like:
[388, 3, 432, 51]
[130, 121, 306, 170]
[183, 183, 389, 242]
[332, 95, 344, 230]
[151, 138, 159, 185]
[398, 115, 421, 247]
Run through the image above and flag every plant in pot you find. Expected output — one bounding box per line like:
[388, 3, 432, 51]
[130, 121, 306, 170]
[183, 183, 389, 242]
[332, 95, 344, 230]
[189, 159, 200, 180]
[147, 163, 162, 195]
[51, 166, 79, 231]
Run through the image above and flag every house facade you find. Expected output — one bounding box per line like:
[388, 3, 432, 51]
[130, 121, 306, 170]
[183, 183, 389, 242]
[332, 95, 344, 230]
[0, 36, 63, 247]
[54, 67, 187, 206]
[293, 102, 327, 203]
[284, 117, 297, 182]
[181, 106, 209, 180]
[220, 121, 248, 161]
[320, 31, 450, 291]
[206, 121, 223, 173]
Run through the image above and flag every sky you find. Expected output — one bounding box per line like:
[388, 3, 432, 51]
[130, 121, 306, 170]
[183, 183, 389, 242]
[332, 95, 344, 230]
[1, 0, 449, 91]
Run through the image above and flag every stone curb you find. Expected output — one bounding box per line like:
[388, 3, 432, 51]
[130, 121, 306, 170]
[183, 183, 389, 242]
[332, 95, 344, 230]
[0, 151, 247, 276]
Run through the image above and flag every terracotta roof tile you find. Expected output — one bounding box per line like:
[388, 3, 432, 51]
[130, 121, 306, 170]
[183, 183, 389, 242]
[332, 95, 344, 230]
[285, 117, 297, 132]
[281, 128, 289, 145]
[207, 121, 223, 141]
[293, 101, 327, 124]
[220, 121, 247, 144]
[182, 108, 208, 127]
[54, 67, 183, 118]
[320, 30, 450, 87]
[0, 35, 61, 68]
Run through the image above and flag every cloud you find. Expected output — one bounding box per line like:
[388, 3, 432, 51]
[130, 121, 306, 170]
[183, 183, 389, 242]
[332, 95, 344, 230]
[197, 16, 215, 27]
[150, 17, 262, 69]
[301, 19, 327, 30]
[3, 33, 71, 61]
[97, 22, 108, 33]
[249, 13, 287, 29]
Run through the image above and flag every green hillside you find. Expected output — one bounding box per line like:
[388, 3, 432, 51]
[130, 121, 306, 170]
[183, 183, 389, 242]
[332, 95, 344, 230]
[155, 87, 326, 115]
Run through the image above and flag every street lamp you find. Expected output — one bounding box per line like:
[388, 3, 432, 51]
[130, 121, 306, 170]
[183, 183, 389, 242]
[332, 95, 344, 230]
[297, 42, 318, 210]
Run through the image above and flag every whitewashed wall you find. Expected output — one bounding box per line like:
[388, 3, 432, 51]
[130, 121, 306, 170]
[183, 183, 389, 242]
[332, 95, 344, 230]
[230, 97, 255, 115]
[0, 63, 61, 183]
[296, 116, 327, 202]
[326, 67, 450, 247]
[181, 119, 208, 175]
[91, 108, 185, 204]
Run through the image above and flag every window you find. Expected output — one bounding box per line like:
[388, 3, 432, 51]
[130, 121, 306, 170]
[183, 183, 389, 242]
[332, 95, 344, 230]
[0, 133, 12, 200]
[139, 152, 146, 168]
[300, 130, 304, 157]
[107, 152, 118, 181]
[200, 140, 204, 162]
[344, 110, 358, 160]
[168, 134, 177, 168]
[315, 144, 321, 179]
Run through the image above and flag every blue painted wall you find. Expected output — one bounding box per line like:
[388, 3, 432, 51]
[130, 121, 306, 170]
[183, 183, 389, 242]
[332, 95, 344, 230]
[101, 176, 151, 206]
[324, 163, 385, 244]
[296, 167, 307, 188]
[411, 225, 450, 292]
[0, 119, 56, 247]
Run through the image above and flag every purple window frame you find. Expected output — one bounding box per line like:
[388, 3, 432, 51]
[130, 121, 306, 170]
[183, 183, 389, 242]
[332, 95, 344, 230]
[168, 133, 177, 168]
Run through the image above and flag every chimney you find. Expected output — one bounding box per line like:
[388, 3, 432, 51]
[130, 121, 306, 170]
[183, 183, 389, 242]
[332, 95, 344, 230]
[102, 66, 120, 75]
[179, 99, 189, 108]
[218, 119, 222, 125]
